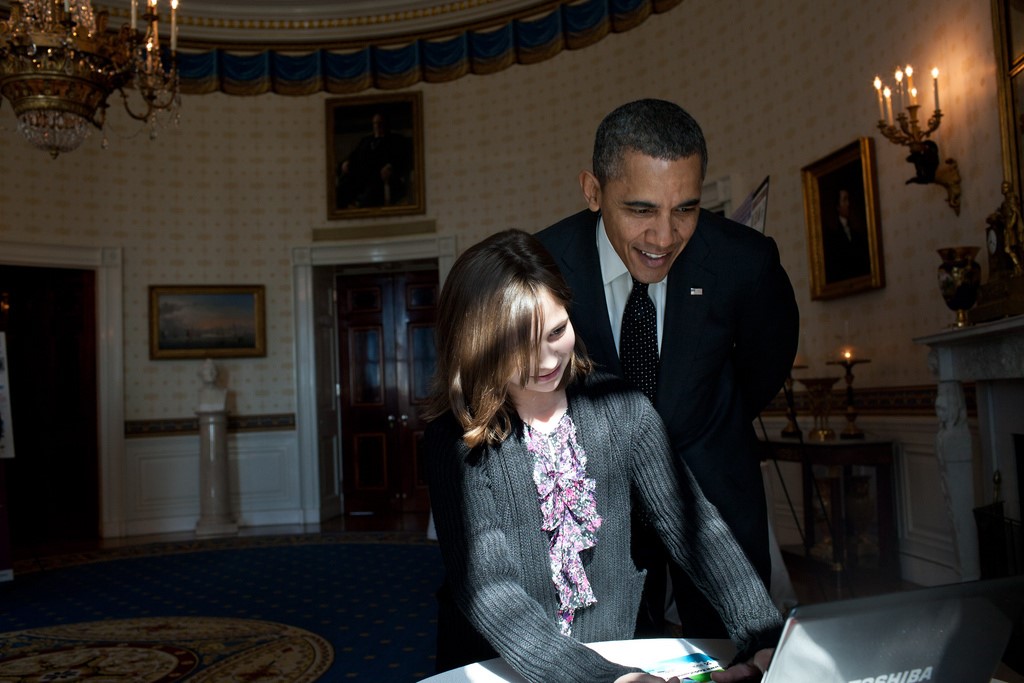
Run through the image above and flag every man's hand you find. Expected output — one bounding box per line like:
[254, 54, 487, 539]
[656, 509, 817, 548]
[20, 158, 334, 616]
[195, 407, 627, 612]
[710, 648, 773, 682]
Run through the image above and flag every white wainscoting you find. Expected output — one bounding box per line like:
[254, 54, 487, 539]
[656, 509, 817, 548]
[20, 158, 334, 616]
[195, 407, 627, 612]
[123, 430, 302, 536]
[759, 414, 970, 587]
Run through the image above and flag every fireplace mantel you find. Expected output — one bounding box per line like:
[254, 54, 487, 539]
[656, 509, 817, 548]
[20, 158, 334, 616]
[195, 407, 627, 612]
[915, 314, 1024, 581]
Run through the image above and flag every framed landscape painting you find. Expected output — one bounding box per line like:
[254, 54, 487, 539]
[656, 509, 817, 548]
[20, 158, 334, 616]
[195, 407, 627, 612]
[149, 285, 266, 359]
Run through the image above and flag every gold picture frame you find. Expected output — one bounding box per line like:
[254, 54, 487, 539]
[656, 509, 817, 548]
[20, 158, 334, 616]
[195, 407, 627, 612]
[801, 137, 885, 300]
[326, 92, 425, 221]
[149, 285, 267, 360]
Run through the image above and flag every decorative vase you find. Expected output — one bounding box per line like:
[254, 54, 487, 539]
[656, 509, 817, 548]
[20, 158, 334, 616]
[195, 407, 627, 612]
[936, 246, 982, 328]
[796, 376, 841, 441]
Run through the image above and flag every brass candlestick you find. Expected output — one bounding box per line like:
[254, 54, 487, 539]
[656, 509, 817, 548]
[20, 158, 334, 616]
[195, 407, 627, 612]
[781, 364, 807, 439]
[826, 358, 871, 439]
[796, 377, 841, 441]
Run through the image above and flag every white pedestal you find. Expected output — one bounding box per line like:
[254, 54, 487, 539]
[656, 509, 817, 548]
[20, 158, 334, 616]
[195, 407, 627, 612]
[195, 410, 237, 537]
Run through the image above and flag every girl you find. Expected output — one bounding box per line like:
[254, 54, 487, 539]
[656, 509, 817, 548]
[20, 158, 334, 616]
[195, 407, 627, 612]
[424, 229, 780, 683]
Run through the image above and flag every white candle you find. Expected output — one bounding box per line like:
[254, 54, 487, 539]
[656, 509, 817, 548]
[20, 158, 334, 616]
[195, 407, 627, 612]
[884, 87, 893, 125]
[131, 0, 136, 27]
[931, 67, 940, 110]
[171, 0, 178, 52]
[905, 65, 916, 104]
[895, 68, 904, 114]
[874, 76, 884, 121]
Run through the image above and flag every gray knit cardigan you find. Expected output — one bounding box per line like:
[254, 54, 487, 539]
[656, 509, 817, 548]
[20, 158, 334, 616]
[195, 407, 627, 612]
[425, 372, 783, 683]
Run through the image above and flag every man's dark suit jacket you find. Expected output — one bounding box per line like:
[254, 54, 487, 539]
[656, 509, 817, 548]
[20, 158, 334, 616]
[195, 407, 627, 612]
[537, 208, 800, 583]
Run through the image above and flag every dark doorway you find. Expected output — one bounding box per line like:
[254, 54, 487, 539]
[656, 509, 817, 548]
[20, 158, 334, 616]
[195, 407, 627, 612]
[0, 265, 99, 556]
[336, 261, 437, 515]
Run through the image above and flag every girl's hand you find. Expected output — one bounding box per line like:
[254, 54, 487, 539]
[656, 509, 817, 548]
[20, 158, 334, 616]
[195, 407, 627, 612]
[710, 648, 773, 682]
[614, 673, 680, 683]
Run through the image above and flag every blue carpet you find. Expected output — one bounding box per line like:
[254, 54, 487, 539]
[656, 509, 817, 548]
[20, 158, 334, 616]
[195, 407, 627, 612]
[0, 539, 444, 681]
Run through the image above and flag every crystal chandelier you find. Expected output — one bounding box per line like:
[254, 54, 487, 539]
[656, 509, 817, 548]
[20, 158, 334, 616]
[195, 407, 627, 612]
[0, 0, 180, 158]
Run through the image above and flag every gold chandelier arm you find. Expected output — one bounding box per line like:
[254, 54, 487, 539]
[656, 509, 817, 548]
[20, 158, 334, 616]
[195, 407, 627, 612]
[118, 72, 179, 123]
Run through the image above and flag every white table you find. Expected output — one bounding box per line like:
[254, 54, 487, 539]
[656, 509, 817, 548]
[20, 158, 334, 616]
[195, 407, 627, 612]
[418, 637, 1023, 683]
[419, 637, 735, 682]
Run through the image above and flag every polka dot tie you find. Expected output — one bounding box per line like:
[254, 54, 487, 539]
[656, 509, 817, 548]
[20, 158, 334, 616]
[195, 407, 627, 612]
[620, 278, 659, 402]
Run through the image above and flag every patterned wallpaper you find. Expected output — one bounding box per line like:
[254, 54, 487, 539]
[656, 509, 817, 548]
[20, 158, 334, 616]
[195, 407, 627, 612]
[0, 0, 1004, 423]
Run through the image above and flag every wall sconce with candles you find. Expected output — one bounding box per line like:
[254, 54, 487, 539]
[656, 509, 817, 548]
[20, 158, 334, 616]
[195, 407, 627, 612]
[872, 65, 962, 215]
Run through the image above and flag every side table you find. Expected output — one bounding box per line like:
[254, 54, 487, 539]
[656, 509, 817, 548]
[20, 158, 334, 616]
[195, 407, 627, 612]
[763, 438, 898, 578]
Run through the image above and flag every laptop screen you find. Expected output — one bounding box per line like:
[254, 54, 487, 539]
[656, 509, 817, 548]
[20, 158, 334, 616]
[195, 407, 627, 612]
[762, 575, 1024, 683]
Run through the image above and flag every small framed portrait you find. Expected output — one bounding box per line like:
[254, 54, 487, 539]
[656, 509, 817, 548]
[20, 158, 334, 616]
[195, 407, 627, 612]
[149, 285, 267, 360]
[801, 138, 885, 300]
[326, 92, 425, 221]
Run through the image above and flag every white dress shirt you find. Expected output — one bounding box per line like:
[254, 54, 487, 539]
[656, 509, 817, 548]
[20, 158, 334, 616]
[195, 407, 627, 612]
[596, 217, 667, 354]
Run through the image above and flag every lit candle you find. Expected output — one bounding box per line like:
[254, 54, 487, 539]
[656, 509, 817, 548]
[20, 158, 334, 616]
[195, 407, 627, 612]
[911, 86, 918, 105]
[905, 65, 916, 104]
[895, 67, 904, 113]
[873, 76, 884, 121]
[883, 86, 893, 125]
[130, 0, 136, 27]
[931, 67, 940, 110]
[171, 0, 178, 52]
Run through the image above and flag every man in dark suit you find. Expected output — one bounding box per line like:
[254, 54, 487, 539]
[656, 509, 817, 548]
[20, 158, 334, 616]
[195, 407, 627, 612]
[822, 187, 871, 283]
[537, 99, 799, 638]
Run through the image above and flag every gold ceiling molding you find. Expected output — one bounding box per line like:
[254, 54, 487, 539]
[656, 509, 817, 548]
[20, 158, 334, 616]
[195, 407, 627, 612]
[87, 0, 561, 48]
[97, 1, 504, 28]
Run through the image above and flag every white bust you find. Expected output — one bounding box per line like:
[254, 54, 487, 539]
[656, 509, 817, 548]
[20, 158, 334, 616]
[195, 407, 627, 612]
[197, 358, 227, 412]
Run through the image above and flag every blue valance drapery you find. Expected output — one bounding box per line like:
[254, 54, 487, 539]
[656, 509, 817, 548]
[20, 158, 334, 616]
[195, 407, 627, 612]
[177, 0, 683, 96]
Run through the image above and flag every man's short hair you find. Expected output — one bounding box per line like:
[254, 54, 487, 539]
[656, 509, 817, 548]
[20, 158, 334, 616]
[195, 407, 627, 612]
[592, 99, 708, 185]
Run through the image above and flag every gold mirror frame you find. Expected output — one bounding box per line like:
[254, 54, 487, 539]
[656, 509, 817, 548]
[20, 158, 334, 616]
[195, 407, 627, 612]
[993, 0, 1023, 197]
[975, 0, 1024, 323]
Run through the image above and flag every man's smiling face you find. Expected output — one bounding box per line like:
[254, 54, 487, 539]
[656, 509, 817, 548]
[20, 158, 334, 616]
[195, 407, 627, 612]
[581, 150, 702, 284]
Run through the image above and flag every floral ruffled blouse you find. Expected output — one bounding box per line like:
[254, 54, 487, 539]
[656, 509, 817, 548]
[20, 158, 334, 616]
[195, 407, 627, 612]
[524, 411, 602, 636]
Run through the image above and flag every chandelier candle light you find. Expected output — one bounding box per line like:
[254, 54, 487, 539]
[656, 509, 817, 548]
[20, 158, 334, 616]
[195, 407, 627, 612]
[0, 0, 180, 158]
[872, 64, 961, 214]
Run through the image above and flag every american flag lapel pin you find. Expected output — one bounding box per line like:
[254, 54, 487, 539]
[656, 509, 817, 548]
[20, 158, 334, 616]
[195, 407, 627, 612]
[690, 287, 703, 296]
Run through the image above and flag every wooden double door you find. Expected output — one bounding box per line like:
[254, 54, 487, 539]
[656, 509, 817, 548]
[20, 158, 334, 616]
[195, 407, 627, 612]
[336, 266, 437, 514]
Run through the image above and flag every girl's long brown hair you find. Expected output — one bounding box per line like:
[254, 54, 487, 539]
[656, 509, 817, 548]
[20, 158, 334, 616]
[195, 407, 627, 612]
[422, 229, 591, 447]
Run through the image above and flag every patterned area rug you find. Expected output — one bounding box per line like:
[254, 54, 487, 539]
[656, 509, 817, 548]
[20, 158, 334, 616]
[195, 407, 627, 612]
[0, 537, 443, 681]
[0, 616, 332, 681]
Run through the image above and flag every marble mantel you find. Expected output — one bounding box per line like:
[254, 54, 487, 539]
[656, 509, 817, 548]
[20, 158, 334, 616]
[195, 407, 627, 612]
[915, 314, 1024, 581]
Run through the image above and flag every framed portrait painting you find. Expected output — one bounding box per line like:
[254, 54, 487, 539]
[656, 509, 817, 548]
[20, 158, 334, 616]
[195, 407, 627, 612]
[801, 137, 885, 300]
[326, 92, 425, 221]
[149, 285, 267, 360]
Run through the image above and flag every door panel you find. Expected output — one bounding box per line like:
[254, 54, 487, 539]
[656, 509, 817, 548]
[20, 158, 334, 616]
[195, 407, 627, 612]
[338, 266, 437, 514]
[312, 265, 341, 520]
[400, 275, 437, 511]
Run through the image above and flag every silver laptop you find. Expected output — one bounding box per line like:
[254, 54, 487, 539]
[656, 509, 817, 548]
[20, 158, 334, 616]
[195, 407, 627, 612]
[762, 575, 1024, 683]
